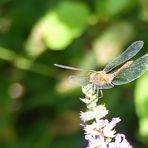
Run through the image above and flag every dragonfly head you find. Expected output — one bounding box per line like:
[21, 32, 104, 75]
[88, 72, 96, 80]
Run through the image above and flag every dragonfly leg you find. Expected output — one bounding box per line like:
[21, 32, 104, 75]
[85, 84, 103, 99]
[98, 89, 103, 98]
[94, 85, 100, 96]
[92, 85, 94, 93]
[96, 86, 99, 97]
[93, 85, 103, 98]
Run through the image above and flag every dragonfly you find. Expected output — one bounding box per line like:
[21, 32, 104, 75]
[54, 41, 148, 98]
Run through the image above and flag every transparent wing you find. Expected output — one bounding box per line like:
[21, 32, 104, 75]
[54, 64, 91, 72]
[112, 54, 148, 85]
[69, 75, 90, 86]
[97, 83, 114, 89]
[103, 41, 144, 72]
[69, 75, 114, 89]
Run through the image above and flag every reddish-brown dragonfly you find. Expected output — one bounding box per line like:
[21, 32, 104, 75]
[54, 41, 148, 97]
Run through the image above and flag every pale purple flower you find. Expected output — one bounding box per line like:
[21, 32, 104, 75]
[108, 134, 133, 148]
[80, 105, 108, 122]
[85, 134, 107, 148]
[80, 84, 133, 148]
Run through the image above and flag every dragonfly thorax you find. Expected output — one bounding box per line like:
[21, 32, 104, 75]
[88, 71, 114, 86]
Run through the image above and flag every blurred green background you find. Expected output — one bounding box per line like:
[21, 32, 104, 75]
[0, 0, 148, 148]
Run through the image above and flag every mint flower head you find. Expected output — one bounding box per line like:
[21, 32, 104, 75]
[80, 84, 132, 148]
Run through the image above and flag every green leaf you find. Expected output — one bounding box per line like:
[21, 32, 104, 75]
[135, 72, 148, 139]
[43, 1, 90, 50]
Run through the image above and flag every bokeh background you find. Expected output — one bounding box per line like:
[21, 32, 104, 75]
[0, 0, 148, 148]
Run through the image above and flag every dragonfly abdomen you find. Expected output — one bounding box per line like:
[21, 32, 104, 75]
[112, 61, 133, 77]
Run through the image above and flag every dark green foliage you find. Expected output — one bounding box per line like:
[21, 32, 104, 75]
[0, 0, 148, 147]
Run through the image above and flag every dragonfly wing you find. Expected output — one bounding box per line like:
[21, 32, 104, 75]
[54, 64, 91, 72]
[69, 75, 114, 89]
[69, 75, 90, 86]
[103, 41, 144, 72]
[112, 54, 148, 85]
[97, 83, 114, 89]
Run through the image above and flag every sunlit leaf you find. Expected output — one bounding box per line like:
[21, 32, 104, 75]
[43, 1, 90, 50]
